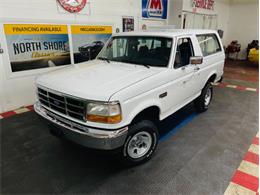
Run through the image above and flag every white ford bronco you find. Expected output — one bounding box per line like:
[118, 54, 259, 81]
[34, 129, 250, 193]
[34, 29, 224, 166]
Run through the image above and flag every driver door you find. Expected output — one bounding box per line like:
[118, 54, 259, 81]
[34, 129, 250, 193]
[168, 36, 197, 111]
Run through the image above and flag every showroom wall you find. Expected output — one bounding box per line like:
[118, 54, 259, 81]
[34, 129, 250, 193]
[0, 0, 167, 113]
[168, 0, 183, 28]
[151, 0, 257, 60]
[181, 0, 230, 45]
[226, 0, 259, 59]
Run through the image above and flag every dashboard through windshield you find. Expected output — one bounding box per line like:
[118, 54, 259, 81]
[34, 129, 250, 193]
[98, 36, 173, 67]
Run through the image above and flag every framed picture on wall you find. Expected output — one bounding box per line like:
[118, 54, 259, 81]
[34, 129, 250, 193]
[71, 25, 112, 63]
[122, 16, 134, 32]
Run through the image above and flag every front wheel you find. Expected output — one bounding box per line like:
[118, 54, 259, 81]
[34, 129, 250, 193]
[194, 82, 213, 113]
[120, 120, 158, 167]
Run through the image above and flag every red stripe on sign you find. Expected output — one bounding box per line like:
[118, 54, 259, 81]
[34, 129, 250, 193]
[236, 86, 247, 91]
[243, 151, 259, 165]
[231, 170, 259, 192]
[252, 137, 259, 146]
[26, 105, 34, 111]
[1, 111, 16, 118]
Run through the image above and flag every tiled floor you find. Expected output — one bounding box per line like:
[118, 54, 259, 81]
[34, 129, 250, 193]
[1, 82, 258, 194]
[224, 133, 259, 195]
[224, 59, 259, 83]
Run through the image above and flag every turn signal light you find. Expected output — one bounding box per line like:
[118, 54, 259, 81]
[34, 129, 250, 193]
[87, 114, 122, 124]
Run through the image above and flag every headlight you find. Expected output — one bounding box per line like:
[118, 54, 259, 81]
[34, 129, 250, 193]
[86, 101, 122, 124]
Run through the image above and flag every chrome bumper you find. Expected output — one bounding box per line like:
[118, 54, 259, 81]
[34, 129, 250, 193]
[34, 102, 128, 150]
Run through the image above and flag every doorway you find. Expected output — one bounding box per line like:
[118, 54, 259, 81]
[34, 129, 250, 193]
[182, 11, 218, 30]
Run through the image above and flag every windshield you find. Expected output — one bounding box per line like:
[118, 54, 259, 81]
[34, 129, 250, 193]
[98, 36, 173, 67]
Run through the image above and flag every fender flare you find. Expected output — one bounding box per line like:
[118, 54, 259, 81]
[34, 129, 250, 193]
[126, 99, 162, 125]
[205, 71, 217, 86]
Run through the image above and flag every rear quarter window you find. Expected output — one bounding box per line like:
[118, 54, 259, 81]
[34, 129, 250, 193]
[196, 34, 222, 56]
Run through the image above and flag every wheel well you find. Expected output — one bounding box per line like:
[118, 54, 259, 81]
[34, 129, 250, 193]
[208, 74, 217, 83]
[131, 106, 160, 125]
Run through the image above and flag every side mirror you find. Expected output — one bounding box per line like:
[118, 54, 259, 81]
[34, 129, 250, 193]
[190, 56, 203, 65]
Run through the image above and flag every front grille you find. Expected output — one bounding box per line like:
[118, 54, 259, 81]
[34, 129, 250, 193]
[37, 87, 86, 121]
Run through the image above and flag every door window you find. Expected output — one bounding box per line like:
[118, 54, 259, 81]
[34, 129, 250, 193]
[174, 38, 194, 69]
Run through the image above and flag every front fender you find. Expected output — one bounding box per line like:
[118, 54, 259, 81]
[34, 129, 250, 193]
[125, 99, 162, 125]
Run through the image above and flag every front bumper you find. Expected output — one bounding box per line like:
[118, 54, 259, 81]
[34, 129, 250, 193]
[34, 102, 128, 150]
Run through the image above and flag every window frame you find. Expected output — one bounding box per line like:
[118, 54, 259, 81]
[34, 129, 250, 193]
[196, 33, 222, 57]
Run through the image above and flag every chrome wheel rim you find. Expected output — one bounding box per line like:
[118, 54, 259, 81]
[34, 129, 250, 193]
[127, 131, 152, 159]
[204, 87, 212, 106]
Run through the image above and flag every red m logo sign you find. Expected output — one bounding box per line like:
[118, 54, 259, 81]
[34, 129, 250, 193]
[149, 0, 162, 10]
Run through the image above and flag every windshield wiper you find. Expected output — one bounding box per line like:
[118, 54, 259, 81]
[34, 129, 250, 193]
[134, 62, 150, 69]
[140, 64, 150, 69]
[97, 57, 110, 63]
[121, 59, 150, 69]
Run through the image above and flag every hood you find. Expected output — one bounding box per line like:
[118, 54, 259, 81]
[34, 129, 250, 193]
[36, 60, 163, 101]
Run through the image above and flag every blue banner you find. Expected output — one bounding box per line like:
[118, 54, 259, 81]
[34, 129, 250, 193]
[142, 0, 168, 19]
[4, 24, 71, 72]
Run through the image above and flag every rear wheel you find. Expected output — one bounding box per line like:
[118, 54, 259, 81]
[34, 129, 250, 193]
[120, 120, 158, 166]
[194, 82, 213, 112]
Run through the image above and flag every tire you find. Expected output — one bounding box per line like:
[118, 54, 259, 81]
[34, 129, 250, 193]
[194, 82, 213, 113]
[120, 120, 158, 167]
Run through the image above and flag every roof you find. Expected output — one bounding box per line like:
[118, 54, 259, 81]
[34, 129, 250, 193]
[114, 29, 218, 38]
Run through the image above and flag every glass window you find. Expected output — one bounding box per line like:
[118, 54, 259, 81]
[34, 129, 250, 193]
[196, 34, 222, 56]
[98, 36, 173, 67]
[174, 38, 194, 68]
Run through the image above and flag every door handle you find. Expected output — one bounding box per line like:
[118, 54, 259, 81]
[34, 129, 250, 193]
[194, 67, 200, 71]
[159, 92, 167, 98]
